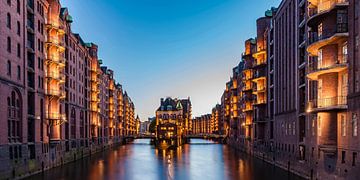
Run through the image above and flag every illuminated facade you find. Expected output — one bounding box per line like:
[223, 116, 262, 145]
[192, 114, 212, 135]
[0, 0, 136, 178]
[221, 0, 360, 179]
[155, 97, 191, 148]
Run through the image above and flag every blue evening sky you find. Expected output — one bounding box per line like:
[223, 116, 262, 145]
[61, 0, 281, 121]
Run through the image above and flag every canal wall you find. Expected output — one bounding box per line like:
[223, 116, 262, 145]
[227, 138, 310, 180]
[0, 138, 125, 180]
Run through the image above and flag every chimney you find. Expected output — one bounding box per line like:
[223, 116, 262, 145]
[160, 98, 164, 105]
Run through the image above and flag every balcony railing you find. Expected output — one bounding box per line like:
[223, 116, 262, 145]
[308, 96, 347, 109]
[307, 57, 347, 74]
[309, 27, 348, 45]
[46, 89, 66, 98]
[253, 71, 266, 80]
[308, 0, 348, 17]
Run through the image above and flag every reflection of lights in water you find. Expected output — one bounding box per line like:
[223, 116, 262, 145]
[167, 152, 174, 180]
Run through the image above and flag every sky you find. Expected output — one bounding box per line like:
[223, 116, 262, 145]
[61, 0, 281, 121]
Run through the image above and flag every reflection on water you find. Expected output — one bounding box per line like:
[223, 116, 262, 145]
[26, 139, 303, 180]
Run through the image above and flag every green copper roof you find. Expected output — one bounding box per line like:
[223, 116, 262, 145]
[66, 15, 73, 23]
[84, 43, 92, 48]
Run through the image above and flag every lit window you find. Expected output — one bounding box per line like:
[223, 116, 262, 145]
[341, 114, 346, 137]
[318, 115, 322, 137]
[352, 113, 358, 137]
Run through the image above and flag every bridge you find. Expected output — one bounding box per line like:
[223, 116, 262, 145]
[123, 134, 227, 144]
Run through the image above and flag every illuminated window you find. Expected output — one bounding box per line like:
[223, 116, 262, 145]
[318, 116, 322, 137]
[318, 23, 323, 38]
[341, 114, 346, 137]
[352, 113, 358, 137]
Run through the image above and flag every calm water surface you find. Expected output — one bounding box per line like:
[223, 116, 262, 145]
[26, 139, 304, 180]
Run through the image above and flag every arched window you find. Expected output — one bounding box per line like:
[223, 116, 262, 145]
[8, 90, 22, 143]
[7, 61, 11, 76]
[7, 37, 11, 53]
[7, 13, 11, 29]
[17, 0, 20, 14]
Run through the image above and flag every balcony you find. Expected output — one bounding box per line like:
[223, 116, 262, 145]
[46, 39, 65, 52]
[308, 0, 349, 24]
[307, 27, 348, 56]
[253, 86, 266, 94]
[45, 72, 65, 82]
[252, 71, 266, 82]
[252, 49, 266, 59]
[46, 112, 66, 121]
[242, 105, 253, 112]
[254, 99, 267, 106]
[307, 96, 347, 112]
[252, 58, 267, 68]
[242, 85, 253, 92]
[307, 59, 347, 80]
[46, 89, 66, 99]
[46, 56, 65, 68]
[46, 22, 65, 35]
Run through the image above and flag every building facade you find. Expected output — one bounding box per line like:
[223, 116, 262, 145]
[155, 97, 191, 148]
[0, 0, 136, 179]
[220, 0, 360, 179]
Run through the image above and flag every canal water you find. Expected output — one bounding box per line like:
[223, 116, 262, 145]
[26, 139, 304, 180]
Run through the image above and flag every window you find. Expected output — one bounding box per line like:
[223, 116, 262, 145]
[7, 13, 11, 29]
[7, 37, 11, 53]
[17, 43, 21, 58]
[17, 21, 20, 36]
[7, 0, 11, 6]
[342, 151, 346, 163]
[17, 0, 20, 14]
[342, 43, 348, 63]
[353, 152, 357, 166]
[8, 90, 22, 143]
[17, 66, 20, 80]
[352, 113, 358, 136]
[318, 115, 322, 137]
[7, 61, 11, 76]
[341, 114, 346, 136]
[318, 23, 323, 38]
[312, 116, 316, 136]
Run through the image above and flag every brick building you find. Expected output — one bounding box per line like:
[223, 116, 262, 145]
[0, 0, 136, 179]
